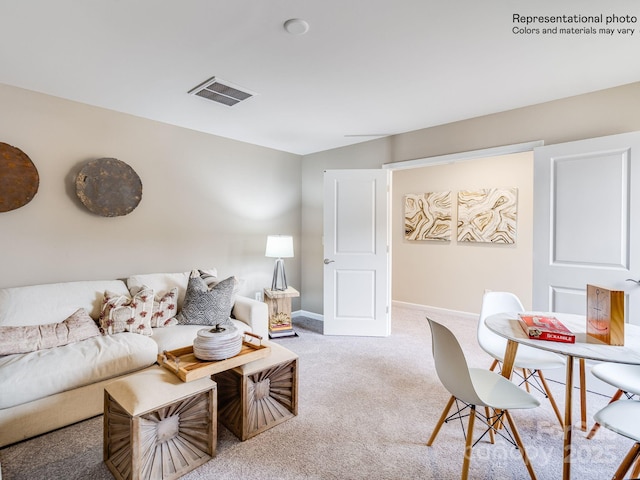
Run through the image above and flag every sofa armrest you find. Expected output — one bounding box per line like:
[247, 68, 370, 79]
[232, 296, 268, 340]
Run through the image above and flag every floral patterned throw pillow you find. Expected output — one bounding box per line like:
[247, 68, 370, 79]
[99, 286, 154, 335]
[128, 284, 178, 328]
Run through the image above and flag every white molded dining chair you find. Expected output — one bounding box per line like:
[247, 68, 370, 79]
[587, 363, 640, 440]
[593, 399, 640, 479]
[426, 317, 540, 480]
[478, 291, 565, 427]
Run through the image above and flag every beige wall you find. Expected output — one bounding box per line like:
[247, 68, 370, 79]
[390, 81, 640, 162]
[301, 81, 640, 316]
[0, 84, 302, 307]
[4, 80, 640, 317]
[392, 152, 533, 313]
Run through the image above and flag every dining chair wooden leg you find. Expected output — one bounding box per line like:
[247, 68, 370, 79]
[522, 368, 531, 393]
[630, 450, 640, 479]
[484, 406, 495, 444]
[631, 451, 640, 479]
[538, 370, 563, 427]
[612, 442, 640, 480]
[427, 395, 456, 446]
[504, 410, 538, 480]
[580, 359, 587, 431]
[586, 388, 624, 440]
[489, 359, 499, 372]
[461, 406, 476, 480]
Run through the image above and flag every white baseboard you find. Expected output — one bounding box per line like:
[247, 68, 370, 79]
[392, 300, 477, 320]
[292, 303, 476, 323]
[292, 310, 324, 321]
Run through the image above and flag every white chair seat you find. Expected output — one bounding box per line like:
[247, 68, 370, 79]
[594, 400, 640, 442]
[587, 364, 640, 440]
[469, 368, 541, 410]
[593, 400, 640, 479]
[592, 363, 640, 396]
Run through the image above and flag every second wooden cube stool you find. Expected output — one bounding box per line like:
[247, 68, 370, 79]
[215, 342, 298, 440]
[104, 366, 217, 480]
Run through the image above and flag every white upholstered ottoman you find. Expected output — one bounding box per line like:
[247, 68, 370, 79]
[104, 366, 216, 480]
[214, 342, 298, 441]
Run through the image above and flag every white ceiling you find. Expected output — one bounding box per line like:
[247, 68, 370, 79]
[1, 1, 639, 155]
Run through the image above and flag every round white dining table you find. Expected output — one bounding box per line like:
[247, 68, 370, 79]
[485, 311, 640, 480]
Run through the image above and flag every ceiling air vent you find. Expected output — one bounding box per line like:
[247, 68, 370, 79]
[188, 77, 255, 106]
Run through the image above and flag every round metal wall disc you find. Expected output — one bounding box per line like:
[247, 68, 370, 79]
[0, 142, 39, 212]
[76, 158, 142, 217]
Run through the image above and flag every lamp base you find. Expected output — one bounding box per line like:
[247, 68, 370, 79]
[271, 258, 288, 291]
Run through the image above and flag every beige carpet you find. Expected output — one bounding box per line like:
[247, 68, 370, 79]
[0, 305, 633, 480]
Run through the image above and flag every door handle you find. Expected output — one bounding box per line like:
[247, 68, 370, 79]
[626, 278, 640, 285]
[324, 258, 335, 265]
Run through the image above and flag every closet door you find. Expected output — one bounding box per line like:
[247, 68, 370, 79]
[533, 131, 640, 325]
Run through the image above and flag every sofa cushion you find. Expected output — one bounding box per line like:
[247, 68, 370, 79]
[0, 308, 100, 355]
[0, 280, 129, 326]
[175, 274, 235, 326]
[99, 287, 154, 335]
[105, 366, 216, 417]
[126, 269, 217, 310]
[0, 333, 158, 409]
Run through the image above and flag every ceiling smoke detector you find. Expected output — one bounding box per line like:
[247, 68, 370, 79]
[188, 77, 256, 106]
[284, 18, 309, 35]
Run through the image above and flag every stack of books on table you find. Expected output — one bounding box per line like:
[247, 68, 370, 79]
[269, 326, 297, 338]
[268, 316, 297, 338]
[518, 314, 575, 343]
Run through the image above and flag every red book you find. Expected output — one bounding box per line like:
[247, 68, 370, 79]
[518, 314, 575, 343]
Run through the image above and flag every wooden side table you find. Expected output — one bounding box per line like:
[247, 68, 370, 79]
[214, 342, 299, 440]
[104, 366, 217, 480]
[264, 287, 299, 338]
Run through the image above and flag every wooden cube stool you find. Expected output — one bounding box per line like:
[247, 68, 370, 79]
[215, 342, 298, 441]
[104, 366, 217, 480]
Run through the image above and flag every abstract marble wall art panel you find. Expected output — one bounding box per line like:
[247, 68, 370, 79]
[404, 192, 452, 241]
[457, 187, 518, 244]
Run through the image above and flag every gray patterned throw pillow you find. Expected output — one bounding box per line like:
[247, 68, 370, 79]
[176, 274, 236, 326]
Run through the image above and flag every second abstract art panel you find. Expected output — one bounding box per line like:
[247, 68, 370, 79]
[457, 187, 518, 244]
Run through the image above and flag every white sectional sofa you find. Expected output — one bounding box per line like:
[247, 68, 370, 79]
[0, 269, 268, 447]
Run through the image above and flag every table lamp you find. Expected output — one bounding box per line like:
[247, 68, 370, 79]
[265, 235, 294, 291]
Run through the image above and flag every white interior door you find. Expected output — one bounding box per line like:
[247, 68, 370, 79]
[323, 169, 390, 336]
[533, 131, 640, 324]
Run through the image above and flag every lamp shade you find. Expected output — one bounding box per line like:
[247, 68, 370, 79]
[265, 235, 294, 258]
